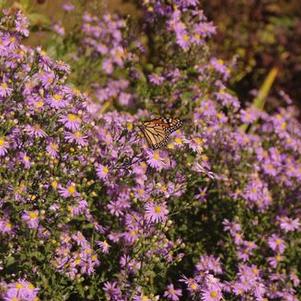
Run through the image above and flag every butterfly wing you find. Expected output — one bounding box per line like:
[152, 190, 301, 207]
[139, 118, 183, 149]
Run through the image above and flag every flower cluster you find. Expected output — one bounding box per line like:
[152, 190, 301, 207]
[0, 2, 301, 301]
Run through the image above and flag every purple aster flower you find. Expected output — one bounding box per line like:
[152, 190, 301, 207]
[210, 58, 230, 80]
[96, 164, 109, 180]
[146, 150, 166, 170]
[180, 276, 200, 294]
[196, 255, 223, 274]
[25, 124, 47, 138]
[15, 11, 29, 37]
[268, 254, 283, 268]
[21, 210, 39, 229]
[278, 216, 300, 233]
[268, 234, 286, 254]
[0, 218, 13, 234]
[64, 131, 88, 146]
[53, 22, 65, 36]
[96, 240, 110, 254]
[145, 201, 168, 223]
[59, 113, 81, 131]
[103, 281, 122, 300]
[4, 280, 39, 301]
[102, 59, 113, 74]
[46, 140, 59, 158]
[164, 283, 182, 301]
[148, 73, 165, 85]
[58, 182, 78, 198]
[36, 70, 55, 89]
[201, 282, 223, 301]
[62, 2, 75, 12]
[19, 152, 31, 169]
[47, 92, 68, 109]
[0, 136, 9, 156]
[0, 81, 12, 98]
[118, 92, 131, 106]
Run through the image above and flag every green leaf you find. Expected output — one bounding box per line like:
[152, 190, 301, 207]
[253, 67, 278, 110]
[6, 256, 15, 266]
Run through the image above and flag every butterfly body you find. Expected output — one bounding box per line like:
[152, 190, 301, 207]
[139, 117, 183, 149]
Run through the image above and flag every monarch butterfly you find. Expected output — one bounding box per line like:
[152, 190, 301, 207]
[139, 117, 183, 149]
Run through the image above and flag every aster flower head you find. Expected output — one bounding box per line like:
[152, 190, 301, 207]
[58, 182, 78, 198]
[64, 130, 88, 146]
[25, 124, 47, 138]
[164, 284, 182, 301]
[59, 113, 81, 131]
[96, 164, 110, 180]
[0, 81, 12, 98]
[4, 279, 39, 301]
[62, 2, 75, 12]
[278, 216, 300, 233]
[268, 234, 286, 254]
[145, 201, 168, 223]
[201, 283, 223, 301]
[146, 149, 167, 170]
[21, 210, 39, 229]
[0, 136, 9, 156]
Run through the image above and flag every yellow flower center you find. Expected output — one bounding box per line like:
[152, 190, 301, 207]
[275, 239, 282, 245]
[29, 211, 38, 219]
[67, 114, 80, 122]
[74, 131, 82, 138]
[28, 283, 35, 290]
[154, 206, 162, 214]
[1, 82, 8, 89]
[194, 137, 203, 145]
[153, 151, 160, 160]
[51, 181, 58, 189]
[130, 230, 138, 236]
[183, 34, 190, 41]
[50, 143, 59, 151]
[194, 33, 201, 40]
[281, 122, 286, 130]
[103, 166, 109, 175]
[85, 248, 92, 254]
[67, 184, 76, 195]
[16, 283, 24, 289]
[175, 137, 182, 144]
[6, 222, 12, 229]
[74, 258, 81, 265]
[35, 100, 44, 108]
[53, 94, 62, 101]
[210, 291, 218, 298]
[0, 137, 5, 146]
[276, 254, 282, 262]
[190, 282, 198, 290]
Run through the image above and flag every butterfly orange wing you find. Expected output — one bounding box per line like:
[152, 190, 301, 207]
[139, 117, 182, 149]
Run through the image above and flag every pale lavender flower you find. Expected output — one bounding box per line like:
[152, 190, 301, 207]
[21, 210, 39, 229]
[59, 113, 81, 130]
[0, 136, 9, 156]
[145, 201, 168, 223]
[164, 283, 182, 301]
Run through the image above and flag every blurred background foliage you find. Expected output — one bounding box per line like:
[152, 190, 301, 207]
[2, 0, 301, 112]
[202, 0, 301, 111]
